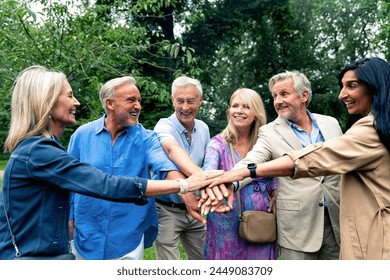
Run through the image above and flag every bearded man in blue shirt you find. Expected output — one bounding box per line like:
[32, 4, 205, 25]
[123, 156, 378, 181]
[67, 76, 184, 260]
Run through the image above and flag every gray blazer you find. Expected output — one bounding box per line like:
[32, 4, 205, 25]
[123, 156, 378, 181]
[236, 114, 342, 252]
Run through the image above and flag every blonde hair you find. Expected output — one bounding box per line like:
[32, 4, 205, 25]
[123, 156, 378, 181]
[4, 65, 67, 152]
[221, 88, 267, 150]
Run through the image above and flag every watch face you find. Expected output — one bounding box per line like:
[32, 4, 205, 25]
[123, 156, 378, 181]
[248, 163, 256, 169]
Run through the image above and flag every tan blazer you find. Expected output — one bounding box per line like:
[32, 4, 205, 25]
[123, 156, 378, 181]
[288, 115, 390, 259]
[236, 114, 342, 253]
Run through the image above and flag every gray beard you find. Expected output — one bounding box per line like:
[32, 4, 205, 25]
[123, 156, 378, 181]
[278, 113, 291, 121]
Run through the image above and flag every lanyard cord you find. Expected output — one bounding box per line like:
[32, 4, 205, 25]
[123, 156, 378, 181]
[2, 190, 21, 257]
[228, 143, 243, 218]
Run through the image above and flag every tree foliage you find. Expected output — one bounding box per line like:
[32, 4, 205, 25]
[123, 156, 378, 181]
[0, 0, 389, 149]
[183, 0, 389, 134]
[0, 0, 196, 147]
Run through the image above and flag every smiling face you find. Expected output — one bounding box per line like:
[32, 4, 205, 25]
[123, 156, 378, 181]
[229, 94, 255, 130]
[271, 77, 308, 122]
[50, 80, 80, 130]
[107, 82, 142, 128]
[172, 85, 202, 130]
[338, 70, 373, 116]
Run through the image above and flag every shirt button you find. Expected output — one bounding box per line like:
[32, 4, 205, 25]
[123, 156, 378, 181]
[319, 202, 324, 207]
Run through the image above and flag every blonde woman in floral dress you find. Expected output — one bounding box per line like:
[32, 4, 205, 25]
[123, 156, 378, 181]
[203, 88, 278, 260]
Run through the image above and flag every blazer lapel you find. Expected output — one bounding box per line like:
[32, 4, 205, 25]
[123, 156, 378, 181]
[274, 117, 303, 150]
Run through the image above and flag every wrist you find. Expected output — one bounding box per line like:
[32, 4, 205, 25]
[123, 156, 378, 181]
[177, 179, 189, 194]
[247, 163, 257, 178]
[233, 182, 239, 192]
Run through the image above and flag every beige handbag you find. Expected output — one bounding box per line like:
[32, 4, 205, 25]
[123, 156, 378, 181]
[229, 143, 277, 244]
[237, 207, 277, 244]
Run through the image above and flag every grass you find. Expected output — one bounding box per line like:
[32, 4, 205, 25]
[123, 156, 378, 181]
[144, 242, 187, 260]
[144, 246, 157, 260]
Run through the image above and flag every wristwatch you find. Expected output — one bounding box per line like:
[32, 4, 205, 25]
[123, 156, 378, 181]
[247, 163, 257, 178]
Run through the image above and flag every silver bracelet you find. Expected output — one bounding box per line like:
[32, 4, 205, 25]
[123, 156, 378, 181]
[177, 179, 188, 194]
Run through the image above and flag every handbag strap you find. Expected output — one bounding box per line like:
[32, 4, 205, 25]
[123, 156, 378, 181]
[228, 143, 244, 219]
[2, 189, 22, 257]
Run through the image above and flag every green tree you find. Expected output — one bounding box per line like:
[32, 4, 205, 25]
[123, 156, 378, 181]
[0, 0, 196, 148]
[1, 0, 388, 147]
[377, 0, 390, 61]
[182, 0, 389, 135]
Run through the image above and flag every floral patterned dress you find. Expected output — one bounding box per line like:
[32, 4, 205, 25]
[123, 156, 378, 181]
[203, 134, 278, 260]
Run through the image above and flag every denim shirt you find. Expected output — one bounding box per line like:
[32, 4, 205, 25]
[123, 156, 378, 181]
[68, 116, 179, 259]
[0, 136, 148, 260]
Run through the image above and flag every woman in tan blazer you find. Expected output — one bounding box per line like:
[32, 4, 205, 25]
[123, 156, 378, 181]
[210, 57, 390, 260]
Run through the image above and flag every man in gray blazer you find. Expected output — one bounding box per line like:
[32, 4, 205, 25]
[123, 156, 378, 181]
[235, 70, 342, 259]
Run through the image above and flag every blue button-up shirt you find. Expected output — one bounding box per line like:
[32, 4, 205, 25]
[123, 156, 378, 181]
[154, 113, 210, 204]
[68, 115, 179, 259]
[286, 111, 325, 148]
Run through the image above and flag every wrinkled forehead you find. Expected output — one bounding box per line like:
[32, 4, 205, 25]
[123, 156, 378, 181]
[271, 78, 295, 93]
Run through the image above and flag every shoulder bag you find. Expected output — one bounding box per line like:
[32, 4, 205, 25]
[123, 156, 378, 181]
[229, 143, 277, 244]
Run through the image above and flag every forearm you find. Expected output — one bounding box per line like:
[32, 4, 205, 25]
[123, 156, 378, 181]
[165, 171, 199, 206]
[254, 155, 295, 178]
[145, 169, 223, 197]
[162, 140, 202, 177]
[166, 170, 186, 180]
[145, 180, 180, 197]
[169, 149, 202, 176]
[210, 155, 295, 189]
[173, 153, 202, 176]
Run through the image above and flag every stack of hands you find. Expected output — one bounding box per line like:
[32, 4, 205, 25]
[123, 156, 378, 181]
[184, 169, 277, 224]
